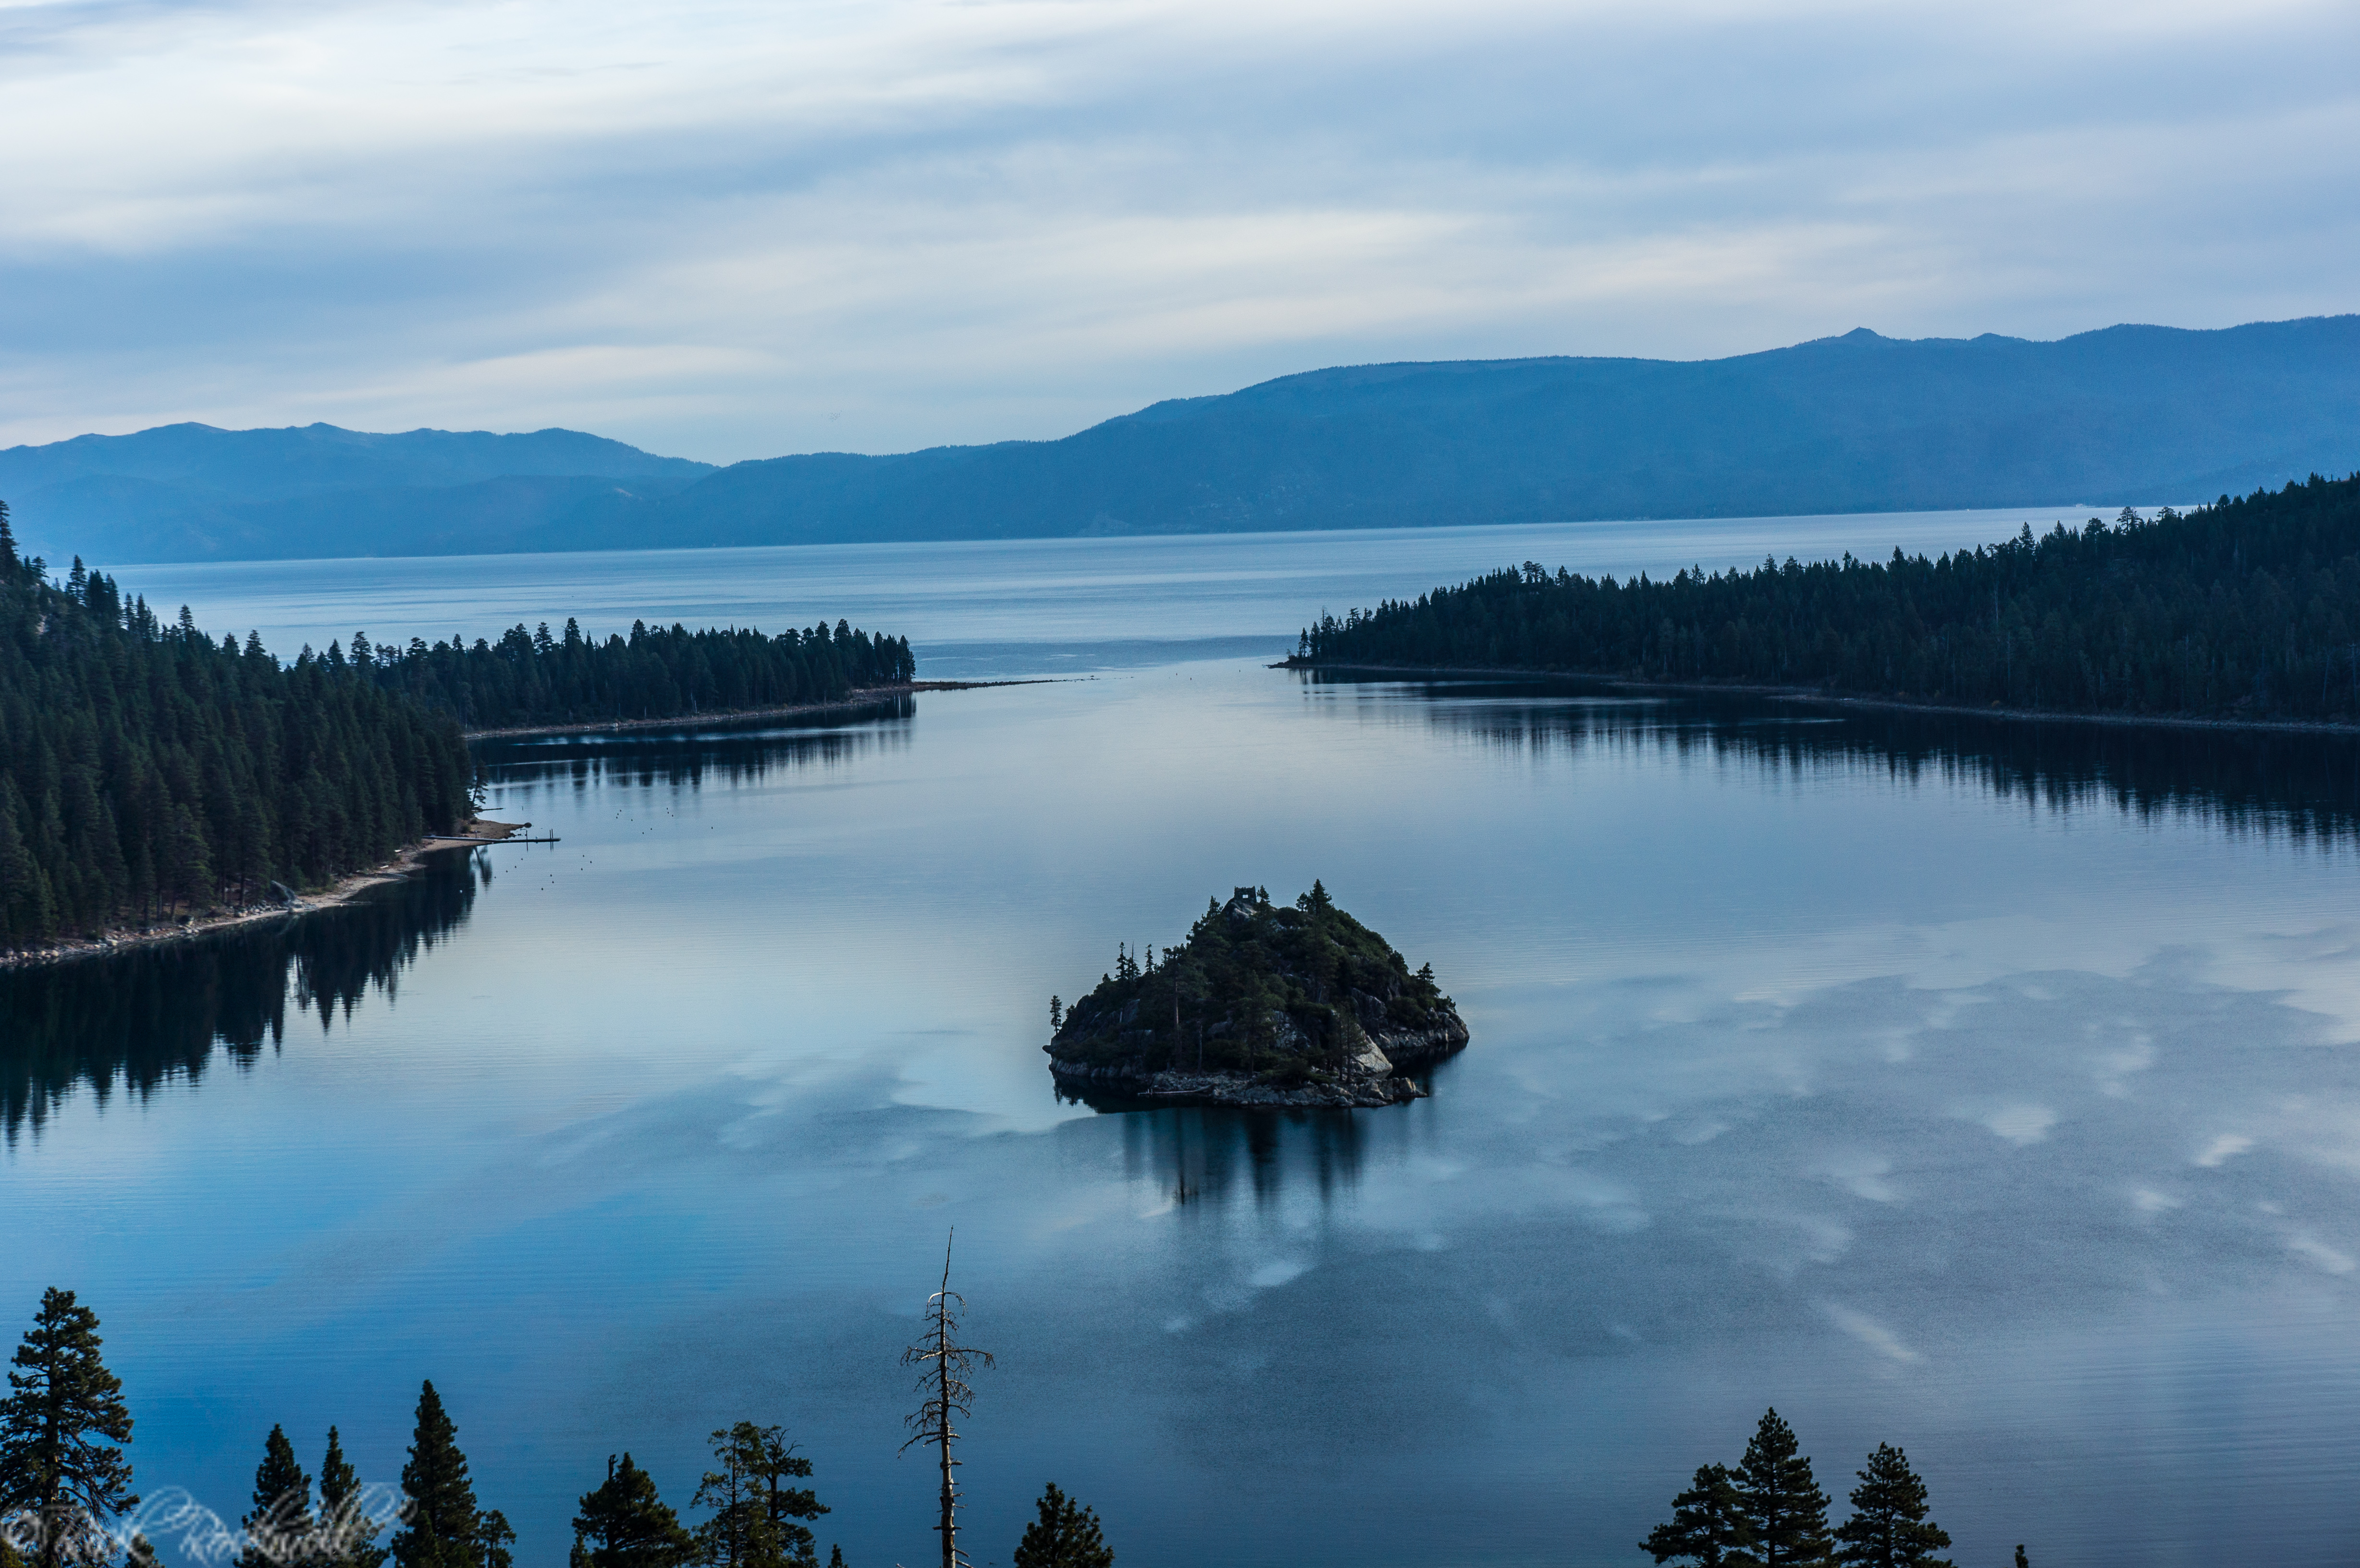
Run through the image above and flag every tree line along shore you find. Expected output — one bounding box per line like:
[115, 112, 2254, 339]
[1, 1284, 2013, 1568]
[1291, 473, 2360, 724]
[0, 500, 914, 953]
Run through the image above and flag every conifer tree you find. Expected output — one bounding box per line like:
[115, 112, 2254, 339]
[1009, 1484, 1111, 1568]
[238, 1424, 313, 1568]
[2013, 1547, 2027, 1568]
[1641, 1463, 1751, 1566]
[391, 1382, 495, 1568]
[1734, 1409, 1831, 1568]
[1831, 1445, 1952, 1568]
[320, 1426, 389, 1568]
[0, 1288, 138, 1568]
[692, 1424, 825, 1568]
[570, 1455, 693, 1568]
[824, 1550, 842, 1568]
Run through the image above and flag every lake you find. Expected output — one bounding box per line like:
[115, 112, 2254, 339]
[9, 507, 2357, 1568]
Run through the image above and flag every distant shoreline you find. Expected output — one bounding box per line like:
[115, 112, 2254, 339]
[1277, 660, 2360, 737]
[459, 678, 1049, 739]
[0, 821, 529, 974]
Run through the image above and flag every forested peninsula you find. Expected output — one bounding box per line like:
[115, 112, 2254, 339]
[0, 510, 471, 951]
[0, 499, 919, 953]
[1291, 473, 2360, 724]
[1048, 884, 1468, 1108]
[342, 616, 915, 731]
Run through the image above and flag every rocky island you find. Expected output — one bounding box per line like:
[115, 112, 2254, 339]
[1047, 883, 1470, 1108]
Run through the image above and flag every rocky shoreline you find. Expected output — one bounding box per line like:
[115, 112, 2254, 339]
[0, 820, 526, 973]
[1050, 1019, 1467, 1109]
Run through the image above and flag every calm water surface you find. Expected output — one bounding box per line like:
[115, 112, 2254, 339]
[7, 522, 2358, 1568]
[107, 505, 2116, 678]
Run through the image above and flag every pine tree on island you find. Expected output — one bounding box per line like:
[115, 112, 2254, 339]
[570, 1454, 695, 1568]
[391, 1381, 513, 1568]
[320, 1425, 390, 1568]
[1733, 1409, 1832, 1568]
[1831, 1444, 1953, 1568]
[1640, 1463, 1751, 1566]
[1010, 1483, 1112, 1568]
[0, 1288, 137, 1568]
[237, 1424, 314, 1568]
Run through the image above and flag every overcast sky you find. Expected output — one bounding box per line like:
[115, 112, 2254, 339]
[2, 0, 2354, 463]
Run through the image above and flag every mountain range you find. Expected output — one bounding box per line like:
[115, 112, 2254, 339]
[7, 315, 2357, 565]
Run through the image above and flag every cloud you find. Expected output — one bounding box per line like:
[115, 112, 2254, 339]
[0, 0, 2353, 458]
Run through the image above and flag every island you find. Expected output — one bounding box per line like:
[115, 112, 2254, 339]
[1047, 883, 1470, 1108]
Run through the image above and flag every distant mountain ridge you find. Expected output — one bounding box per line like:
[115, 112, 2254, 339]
[0, 424, 714, 563]
[8, 316, 2357, 564]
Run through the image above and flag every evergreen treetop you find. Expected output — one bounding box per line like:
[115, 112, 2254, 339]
[1642, 1463, 1752, 1567]
[569, 1454, 694, 1568]
[1010, 1483, 1112, 1568]
[320, 1425, 390, 1568]
[691, 1423, 826, 1568]
[1831, 1444, 1952, 1568]
[1734, 1408, 1831, 1568]
[391, 1381, 494, 1568]
[237, 1424, 313, 1568]
[0, 1287, 137, 1568]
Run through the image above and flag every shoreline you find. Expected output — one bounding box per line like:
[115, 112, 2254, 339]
[0, 682, 1038, 975]
[0, 821, 529, 974]
[460, 679, 1050, 740]
[1277, 660, 2360, 737]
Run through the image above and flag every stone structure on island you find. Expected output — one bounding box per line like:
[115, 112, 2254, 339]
[1047, 883, 1470, 1109]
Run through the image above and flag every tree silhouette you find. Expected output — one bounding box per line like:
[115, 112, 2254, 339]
[1832, 1444, 1952, 1567]
[1010, 1483, 1112, 1568]
[570, 1454, 694, 1568]
[0, 1288, 137, 1568]
[236, 1425, 312, 1568]
[1642, 1463, 1751, 1566]
[1734, 1409, 1831, 1568]
[900, 1233, 994, 1568]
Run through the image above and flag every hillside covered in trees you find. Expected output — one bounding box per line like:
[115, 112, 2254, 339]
[1291, 473, 2360, 722]
[342, 615, 915, 730]
[1048, 883, 1468, 1108]
[0, 508, 471, 950]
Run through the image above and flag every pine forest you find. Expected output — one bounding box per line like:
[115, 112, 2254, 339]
[0, 514, 472, 949]
[1293, 473, 2360, 721]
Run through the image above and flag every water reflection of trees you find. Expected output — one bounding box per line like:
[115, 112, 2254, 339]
[0, 848, 482, 1143]
[473, 698, 914, 795]
[1118, 1104, 1373, 1208]
[1336, 675, 2360, 845]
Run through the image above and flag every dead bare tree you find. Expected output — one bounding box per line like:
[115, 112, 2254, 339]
[900, 1230, 994, 1568]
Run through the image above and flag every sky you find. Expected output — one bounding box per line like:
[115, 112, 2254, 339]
[0, 0, 2355, 465]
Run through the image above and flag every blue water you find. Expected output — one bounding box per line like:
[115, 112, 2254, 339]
[105, 505, 2119, 679]
[7, 514, 2358, 1568]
